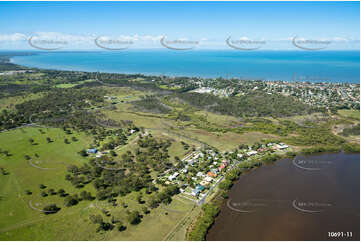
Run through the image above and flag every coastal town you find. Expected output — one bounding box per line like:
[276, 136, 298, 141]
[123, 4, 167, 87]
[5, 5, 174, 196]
[186, 79, 360, 110]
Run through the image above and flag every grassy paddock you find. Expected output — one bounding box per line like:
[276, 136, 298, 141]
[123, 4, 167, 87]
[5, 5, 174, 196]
[338, 109, 360, 120]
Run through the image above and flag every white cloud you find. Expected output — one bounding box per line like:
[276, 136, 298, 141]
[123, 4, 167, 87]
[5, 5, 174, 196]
[0, 33, 27, 42]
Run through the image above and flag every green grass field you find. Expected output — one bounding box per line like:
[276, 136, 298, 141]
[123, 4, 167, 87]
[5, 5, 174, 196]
[0, 126, 194, 240]
[0, 93, 44, 112]
[55, 79, 95, 88]
[338, 109, 360, 120]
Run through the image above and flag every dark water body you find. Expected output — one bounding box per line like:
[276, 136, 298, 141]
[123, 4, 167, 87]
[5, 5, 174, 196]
[10, 50, 360, 83]
[206, 152, 360, 241]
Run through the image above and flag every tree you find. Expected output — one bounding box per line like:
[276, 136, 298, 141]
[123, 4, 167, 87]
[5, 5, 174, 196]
[136, 193, 143, 204]
[43, 204, 61, 215]
[67, 165, 79, 174]
[97, 221, 114, 232]
[58, 188, 67, 197]
[89, 214, 103, 224]
[64, 195, 78, 207]
[147, 194, 160, 208]
[110, 150, 117, 157]
[80, 190, 93, 200]
[127, 211, 141, 225]
[142, 206, 150, 215]
[219, 179, 232, 190]
[48, 188, 56, 195]
[96, 190, 110, 201]
[39, 184, 46, 189]
[46, 137, 52, 143]
[117, 221, 127, 231]
[79, 149, 88, 157]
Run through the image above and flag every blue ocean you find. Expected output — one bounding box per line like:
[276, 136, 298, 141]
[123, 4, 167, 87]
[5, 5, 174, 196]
[10, 50, 360, 83]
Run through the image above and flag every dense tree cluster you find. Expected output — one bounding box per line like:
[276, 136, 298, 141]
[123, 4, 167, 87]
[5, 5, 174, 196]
[187, 204, 220, 241]
[340, 124, 360, 137]
[132, 96, 171, 114]
[66, 136, 174, 203]
[0, 88, 106, 131]
[174, 92, 324, 118]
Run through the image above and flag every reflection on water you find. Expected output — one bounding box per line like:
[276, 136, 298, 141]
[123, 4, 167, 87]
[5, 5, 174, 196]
[206, 152, 360, 241]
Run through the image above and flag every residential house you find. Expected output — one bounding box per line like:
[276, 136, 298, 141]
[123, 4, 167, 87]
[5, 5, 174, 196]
[277, 143, 289, 149]
[204, 176, 213, 182]
[218, 163, 227, 171]
[87, 148, 98, 154]
[207, 171, 217, 178]
[168, 172, 179, 181]
[247, 150, 258, 156]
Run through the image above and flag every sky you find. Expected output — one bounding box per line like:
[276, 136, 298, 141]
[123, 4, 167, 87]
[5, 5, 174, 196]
[0, 1, 359, 50]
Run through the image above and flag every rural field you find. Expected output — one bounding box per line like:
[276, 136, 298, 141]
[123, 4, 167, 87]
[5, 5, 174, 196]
[0, 126, 197, 240]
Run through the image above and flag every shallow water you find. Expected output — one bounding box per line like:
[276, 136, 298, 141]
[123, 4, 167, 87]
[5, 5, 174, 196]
[206, 152, 360, 241]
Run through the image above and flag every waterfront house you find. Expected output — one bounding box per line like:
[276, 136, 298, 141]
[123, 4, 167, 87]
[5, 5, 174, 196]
[196, 185, 205, 191]
[207, 171, 217, 178]
[211, 168, 219, 174]
[192, 188, 201, 196]
[204, 176, 213, 182]
[218, 163, 227, 171]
